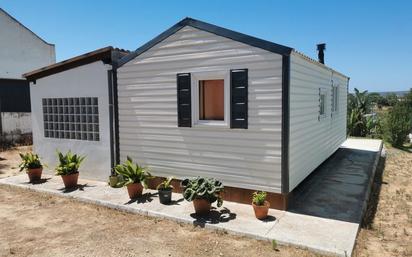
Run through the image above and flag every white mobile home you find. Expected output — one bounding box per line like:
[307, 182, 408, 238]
[116, 18, 348, 209]
[25, 18, 348, 209]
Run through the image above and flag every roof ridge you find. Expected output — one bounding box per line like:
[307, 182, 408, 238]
[118, 17, 293, 67]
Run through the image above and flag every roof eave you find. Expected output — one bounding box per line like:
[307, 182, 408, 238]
[23, 46, 121, 81]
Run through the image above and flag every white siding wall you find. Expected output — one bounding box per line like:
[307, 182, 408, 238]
[289, 52, 348, 191]
[118, 26, 283, 193]
[30, 61, 112, 181]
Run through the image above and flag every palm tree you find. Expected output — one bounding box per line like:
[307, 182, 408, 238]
[347, 88, 372, 136]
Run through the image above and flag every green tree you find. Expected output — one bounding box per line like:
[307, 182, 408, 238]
[385, 93, 398, 106]
[347, 88, 373, 136]
[382, 102, 412, 147]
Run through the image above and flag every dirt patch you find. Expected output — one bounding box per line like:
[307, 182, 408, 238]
[0, 186, 316, 257]
[0, 145, 31, 179]
[354, 146, 412, 257]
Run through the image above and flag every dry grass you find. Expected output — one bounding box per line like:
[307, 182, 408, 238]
[0, 185, 318, 257]
[354, 146, 412, 257]
[0, 145, 31, 179]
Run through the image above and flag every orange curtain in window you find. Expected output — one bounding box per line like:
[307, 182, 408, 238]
[199, 80, 224, 120]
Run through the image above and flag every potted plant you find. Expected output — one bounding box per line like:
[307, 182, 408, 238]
[55, 151, 85, 188]
[181, 177, 224, 214]
[252, 191, 270, 219]
[114, 156, 152, 199]
[157, 177, 174, 204]
[109, 170, 119, 187]
[19, 152, 43, 182]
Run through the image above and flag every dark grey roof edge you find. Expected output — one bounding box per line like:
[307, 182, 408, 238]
[0, 8, 54, 46]
[118, 17, 294, 67]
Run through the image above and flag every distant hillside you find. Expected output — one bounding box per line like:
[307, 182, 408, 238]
[370, 91, 410, 97]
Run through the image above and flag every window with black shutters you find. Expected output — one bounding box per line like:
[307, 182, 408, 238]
[177, 69, 248, 129]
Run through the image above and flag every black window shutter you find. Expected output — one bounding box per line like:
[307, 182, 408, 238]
[177, 73, 191, 127]
[230, 69, 248, 129]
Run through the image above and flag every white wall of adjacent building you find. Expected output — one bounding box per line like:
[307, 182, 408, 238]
[0, 9, 55, 79]
[1, 112, 31, 134]
[30, 61, 112, 181]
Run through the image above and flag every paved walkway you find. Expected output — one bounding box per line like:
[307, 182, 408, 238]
[0, 138, 382, 257]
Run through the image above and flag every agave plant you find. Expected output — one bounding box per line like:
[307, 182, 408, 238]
[157, 177, 174, 190]
[19, 152, 42, 172]
[55, 151, 85, 176]
[114, 156, 152, 187]
[181, 177, 224, 207]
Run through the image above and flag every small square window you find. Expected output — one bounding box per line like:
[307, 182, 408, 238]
[198, 80, 224, 121]
[320, 94, 326, 115]
[319, 88, 327, 120]
[332, 86, 339, 113]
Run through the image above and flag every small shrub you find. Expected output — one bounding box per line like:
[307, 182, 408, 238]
[382, 102, 412, 147]
[157, 177, 174, 190]
[55, 151, 85, 176]
[181, 177, 224, 207]
[19, 152, 42, 172]
[252, 191, 267, 206]
[114, 156, 152, 187]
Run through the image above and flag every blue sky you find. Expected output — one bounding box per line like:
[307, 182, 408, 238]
[2, 0, 411, 92]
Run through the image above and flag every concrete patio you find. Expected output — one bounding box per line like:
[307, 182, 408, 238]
[0, 138, 383, 257]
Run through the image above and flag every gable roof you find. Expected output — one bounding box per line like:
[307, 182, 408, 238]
[118, 17, 294, 67]
[0, 8, 54, 46]
[23, 46, 130, 81]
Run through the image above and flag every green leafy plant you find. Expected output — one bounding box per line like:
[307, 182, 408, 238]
[382, 102, 412, 147]
[55, 151, 85, 176]
[271, 240, 278, 251]
[181, 177, 224, 207]
[114, 156, 152, 187]
[157, 177, 174, 190]
[252, 191, 267, 206]
[19, 152, 42, 172]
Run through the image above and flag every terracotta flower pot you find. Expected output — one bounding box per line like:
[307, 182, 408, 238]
[193, 198, 211, 214]
[252, 201, 270, 220]
[27, 168, 42, 182]
[127, 183, 143, 199]
[61, 172, 79, 188]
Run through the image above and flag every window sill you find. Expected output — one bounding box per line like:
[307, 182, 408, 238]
[193, 121, 229, 129]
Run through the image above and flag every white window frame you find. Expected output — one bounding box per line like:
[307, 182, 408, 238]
[191, 71, 230, 128]
[319, 88, 327, 120]
[331, 82, 339, 115]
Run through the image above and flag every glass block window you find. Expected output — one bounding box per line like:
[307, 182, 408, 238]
[42, 97, 100, 141]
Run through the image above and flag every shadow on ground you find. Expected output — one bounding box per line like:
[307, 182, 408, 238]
[24, 178, 51, 185]
[125, 192, 158, 204]
[361, 154, 386, 228]
[191, 207, 237, 227]
[58, 183, 95, 193]
[288, 147, 384, 223]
